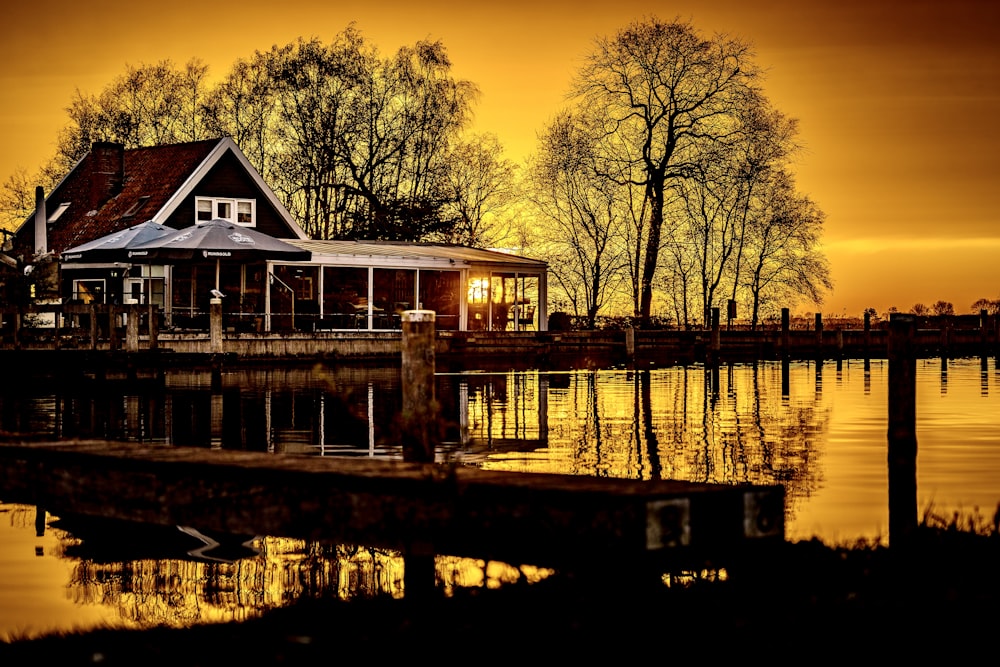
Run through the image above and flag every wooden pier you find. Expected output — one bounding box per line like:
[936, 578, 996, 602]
[2, 304, 996, 369]
[0, 440, 784, 580]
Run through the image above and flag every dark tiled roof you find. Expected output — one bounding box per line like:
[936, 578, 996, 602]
[20, 139, 220, 256]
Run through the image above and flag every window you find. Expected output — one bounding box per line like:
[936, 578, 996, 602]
[72, 279, 106, 304]
[48, 202, 71, 224]
[195, 197, 256, 226]
[237, 200, 254, 223]
[196, 199, 213, 222]
[121, 196, 150, 219]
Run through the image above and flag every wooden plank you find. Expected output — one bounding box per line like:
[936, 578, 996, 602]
[0, 440, 784, 572]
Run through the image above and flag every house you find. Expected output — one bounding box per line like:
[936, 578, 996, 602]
[8, 138, 548, 333]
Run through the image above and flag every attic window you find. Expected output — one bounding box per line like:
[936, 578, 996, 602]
[196, 196, 256, 226]
[48, 202, 71, 224]
[121, 196, 151, 219]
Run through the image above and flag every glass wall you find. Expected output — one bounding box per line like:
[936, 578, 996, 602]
[322, 267, 369, 330]
[268, 264, 320, 331]
[419, 270, 461, 331]
[466, 272, 540, 331]
[372, 269, 415, 330]
[303, 265, 542, 332]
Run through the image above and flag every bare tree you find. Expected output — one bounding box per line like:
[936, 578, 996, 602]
[930, 300, 955, 316]
[0, 168, 41, 232]
[265, 31, 478, 241]
[571, 17, 760, 324]
[204, 53, 280, 179]
[741, 171, 831, 328]
[971, 298, 1000, 315]
[56, 59, 215, 163]
[440, 134, 518, 247]
[528, 111, 629, 328]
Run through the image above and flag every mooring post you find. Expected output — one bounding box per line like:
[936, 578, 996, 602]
[108, 305, 120, 351]
[981, 309, 990, 355]
[887, 313, 918, 548]
[780, 308, 790, 356]
[88, 303, 98, 350]
[210, 297, 223, 354]
[126, 303, 140, 352]
[148, 303, 159, 350]
[710, 307, 721, 363]
[400, 309, 439, 600]
[863, 311, 871, 356]
[401, 310, 438, 463]
[53, 308, 62, 350]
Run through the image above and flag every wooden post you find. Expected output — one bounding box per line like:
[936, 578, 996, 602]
[981, 309, 990, 355]
[780, 308, 790, 356]
[710, 307, 721, 362]
[88, 303, 98, 350]
[108, 305, 120, 351]
[126, 303, 140, 352]
[401, 310, 438, 463]
[401, 309, 439, 599]
[53, 308, 62, 350]
[940, 316, 951, 360]
[210, 298, 223, 354]
[863, 311, 871, 357]
[625, 326, 636, 360]
[148, 303, 159, 350]
[814, 312, 823, 353]
[887, 313, 918, 548]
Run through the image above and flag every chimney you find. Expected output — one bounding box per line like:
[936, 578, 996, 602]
[34, 186, 46, 256]
[88, 141, 125, 210]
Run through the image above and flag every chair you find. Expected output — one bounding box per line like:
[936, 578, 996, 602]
[516, 304, 535, 330]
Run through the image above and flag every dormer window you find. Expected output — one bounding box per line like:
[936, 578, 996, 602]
[196, 196, 256, 226]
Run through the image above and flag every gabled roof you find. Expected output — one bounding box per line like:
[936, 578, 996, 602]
[13, 137, 306, 259]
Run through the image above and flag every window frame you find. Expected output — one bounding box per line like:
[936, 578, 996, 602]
[195, 196, 256, 227]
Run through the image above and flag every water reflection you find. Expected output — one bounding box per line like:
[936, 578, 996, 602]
[3, 358, 999, 536]
[2, 356, 999, 638]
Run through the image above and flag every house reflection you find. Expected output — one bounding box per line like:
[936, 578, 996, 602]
[11, 359, 999, 634]
[34, 509, 544, 631]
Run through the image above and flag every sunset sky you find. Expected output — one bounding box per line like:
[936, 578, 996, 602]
[1, 0, 997, 316]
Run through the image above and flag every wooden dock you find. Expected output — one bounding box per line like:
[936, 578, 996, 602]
[0, 440, 784, 579]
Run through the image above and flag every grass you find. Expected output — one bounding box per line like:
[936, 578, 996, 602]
[2, 507, 998, 663]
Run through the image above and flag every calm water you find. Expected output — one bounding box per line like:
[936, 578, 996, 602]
[2, 356, 998, 640]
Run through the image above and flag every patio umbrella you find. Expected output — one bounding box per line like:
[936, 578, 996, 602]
[60, 220, 174, 263]
[128, 218, 311, 290]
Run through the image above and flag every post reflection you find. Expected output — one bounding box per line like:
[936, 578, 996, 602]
[2, 357, 998, 635]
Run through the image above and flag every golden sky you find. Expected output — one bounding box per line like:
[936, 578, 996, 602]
[2, 0, 998, 316]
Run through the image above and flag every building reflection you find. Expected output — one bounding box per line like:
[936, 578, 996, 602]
[4, 358, 997, 634]
[36, 510, 549, 630]
[2, 362, 832, 503]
